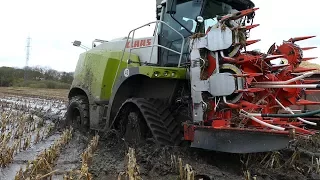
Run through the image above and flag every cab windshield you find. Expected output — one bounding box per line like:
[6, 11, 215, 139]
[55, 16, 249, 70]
[201, 0, 233, 32]
[158, 0, 235, 66]
[168, 0, 234, 35]
[163, 1, 202, 38]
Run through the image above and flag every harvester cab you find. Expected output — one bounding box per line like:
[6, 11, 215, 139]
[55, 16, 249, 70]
[67, 0, 320, 154]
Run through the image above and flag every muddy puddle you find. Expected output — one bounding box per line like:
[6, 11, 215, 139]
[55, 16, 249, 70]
[0, 95, 67, 121]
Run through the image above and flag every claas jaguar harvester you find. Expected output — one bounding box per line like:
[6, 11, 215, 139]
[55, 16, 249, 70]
[67, 0, 320, 153]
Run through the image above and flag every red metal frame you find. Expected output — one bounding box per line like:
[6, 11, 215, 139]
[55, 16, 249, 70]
[184, 7, 319, 144]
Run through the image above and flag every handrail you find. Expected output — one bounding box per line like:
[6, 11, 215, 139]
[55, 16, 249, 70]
[112, 20, 185, 90]
[129, 44, 182, 55]
[123, 20, 185, 66]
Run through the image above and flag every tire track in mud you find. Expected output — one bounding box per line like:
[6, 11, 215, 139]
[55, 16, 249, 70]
[51, 131, 90, 179]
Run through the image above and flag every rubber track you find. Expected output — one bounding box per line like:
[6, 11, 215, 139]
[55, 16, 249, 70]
[115, 98, 182, 146]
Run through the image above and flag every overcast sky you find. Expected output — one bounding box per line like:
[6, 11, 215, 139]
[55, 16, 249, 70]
[0, 0, 318, 72]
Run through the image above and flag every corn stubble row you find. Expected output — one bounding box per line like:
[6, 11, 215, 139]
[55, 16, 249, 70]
[14, 127, 73, 180]
[171, 155, 195, 180]
[0, 111, 54, 167]
[116, 149, 195, 180]
[63, 134, 100, 180]
[117, 148, 142, 180]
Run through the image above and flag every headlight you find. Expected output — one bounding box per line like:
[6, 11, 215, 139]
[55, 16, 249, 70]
[154, 71, 160, 77]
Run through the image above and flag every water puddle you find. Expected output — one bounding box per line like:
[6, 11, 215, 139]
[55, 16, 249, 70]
[0, 133, 61, 180]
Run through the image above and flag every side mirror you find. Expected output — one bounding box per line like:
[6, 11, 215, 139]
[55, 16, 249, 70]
[72, 40, 82, 47]
[166, 0, 177, 14]
[72, 40, 90, 51]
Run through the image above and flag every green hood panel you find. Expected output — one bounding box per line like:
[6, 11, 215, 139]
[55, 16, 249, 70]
[72, 49, 187, 102]
[72, 50, 140, 101]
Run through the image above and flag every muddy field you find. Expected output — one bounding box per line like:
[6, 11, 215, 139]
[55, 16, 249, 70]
[0, 87, 320, 180]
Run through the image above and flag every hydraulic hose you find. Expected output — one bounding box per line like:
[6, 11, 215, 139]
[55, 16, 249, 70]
[261, 109, 320, 118]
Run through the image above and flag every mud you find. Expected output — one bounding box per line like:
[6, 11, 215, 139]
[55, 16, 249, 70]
[88, 133, 320, 180]
[52, 131, 90, 179]
[1, 90, 320, 180]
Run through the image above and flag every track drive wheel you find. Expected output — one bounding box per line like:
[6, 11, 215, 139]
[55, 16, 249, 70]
[66, 95, 90, 133]
[115, 98, 183, 147]
[119, 105, 151, 146]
